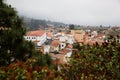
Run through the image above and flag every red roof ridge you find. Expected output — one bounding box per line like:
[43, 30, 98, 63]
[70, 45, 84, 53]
[27, 30, 45, 36]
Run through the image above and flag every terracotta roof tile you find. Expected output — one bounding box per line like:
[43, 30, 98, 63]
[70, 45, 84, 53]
[59, 48, 71, 54]
[94, 34, 105, 38]
[50, 53, 66, 64]
[27, 30, 45, 36]
[46, 32, 52, 37]
[51, 40, 60, 47]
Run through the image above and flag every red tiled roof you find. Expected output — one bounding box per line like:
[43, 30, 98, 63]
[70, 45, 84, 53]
[59, 48, 71, 54]
[94, 34, 105, 38]
[87, 40, 96, 45]
[51, 40, 60, 47]
[50, 54, 66, 64]
[46, 32, 52, 37]
[27, 30, 45, 36]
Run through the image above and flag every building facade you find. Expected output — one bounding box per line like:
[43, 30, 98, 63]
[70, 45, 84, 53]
[24, 30, 47, 46]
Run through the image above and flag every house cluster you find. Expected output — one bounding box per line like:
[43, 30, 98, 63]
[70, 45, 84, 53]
[24, 28, 108, 64]
[24, 29, 74, 64]
[87, 30, 106, 45]
[71, 29, 106, 45]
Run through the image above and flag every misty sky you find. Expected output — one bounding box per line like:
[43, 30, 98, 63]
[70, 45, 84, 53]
[6, 0, 120, 26]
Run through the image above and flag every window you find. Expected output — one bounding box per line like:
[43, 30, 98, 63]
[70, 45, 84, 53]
[32, 37, 36, 39]
[27, 37, 29, 39]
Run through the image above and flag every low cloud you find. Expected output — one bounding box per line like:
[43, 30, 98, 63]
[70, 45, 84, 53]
[6, 0, 120, 26]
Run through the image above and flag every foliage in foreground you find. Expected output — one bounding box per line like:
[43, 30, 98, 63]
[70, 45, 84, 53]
[0, 41, 120, 80]
[0, 52, 54, 80]
[0, 61, 53, 80]
[60, 41, 120, 80]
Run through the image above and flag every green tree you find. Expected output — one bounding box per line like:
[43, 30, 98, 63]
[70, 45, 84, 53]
[0, 0, 34, 65]
[33, 52, 52, 67]
[73, 43, 80, 49]
[69, 24, 75, 30]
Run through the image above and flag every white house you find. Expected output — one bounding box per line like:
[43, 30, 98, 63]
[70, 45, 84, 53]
[50, 40, 60, 52]
[59, 35, 67, 42]
[24, 30, 47, 46]
[66, 34, 74, 44]
[59, 34, 74, 44]
[91, 31, 98, 38]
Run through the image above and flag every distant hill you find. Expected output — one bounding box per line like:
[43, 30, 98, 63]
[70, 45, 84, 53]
[22, 17, 66, 30]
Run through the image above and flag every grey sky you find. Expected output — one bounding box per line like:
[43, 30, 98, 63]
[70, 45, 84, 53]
[6, 0, 120, 26]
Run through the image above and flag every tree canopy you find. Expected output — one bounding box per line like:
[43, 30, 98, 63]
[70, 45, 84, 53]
[0, 0, 33, 65]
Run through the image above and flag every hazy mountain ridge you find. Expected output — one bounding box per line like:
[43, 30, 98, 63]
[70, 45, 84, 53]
[22, 17, 66, 30]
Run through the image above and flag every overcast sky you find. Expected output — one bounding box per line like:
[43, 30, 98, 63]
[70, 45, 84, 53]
[6, 0, 120, 26]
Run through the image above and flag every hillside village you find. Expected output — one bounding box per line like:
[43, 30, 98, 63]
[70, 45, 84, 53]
[1, 0, 120, 79]
[24, 26, 120, 64]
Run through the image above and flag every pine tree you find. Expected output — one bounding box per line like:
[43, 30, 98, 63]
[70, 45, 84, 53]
[0, 0, 34, 65]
